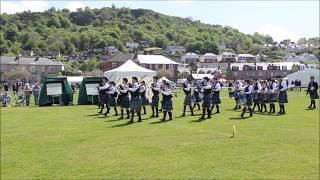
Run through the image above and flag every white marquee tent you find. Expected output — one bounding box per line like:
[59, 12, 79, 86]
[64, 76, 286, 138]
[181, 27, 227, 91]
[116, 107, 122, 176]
[284, 68, 320, 87]
[104, 59, 157, 101]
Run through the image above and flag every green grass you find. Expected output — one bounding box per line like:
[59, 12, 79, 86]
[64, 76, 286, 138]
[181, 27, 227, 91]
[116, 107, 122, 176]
[1, 90, 319, 179]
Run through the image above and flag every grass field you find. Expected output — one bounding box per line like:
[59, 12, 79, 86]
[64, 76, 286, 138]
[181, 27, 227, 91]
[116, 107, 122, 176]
[1, 90, 319, 179]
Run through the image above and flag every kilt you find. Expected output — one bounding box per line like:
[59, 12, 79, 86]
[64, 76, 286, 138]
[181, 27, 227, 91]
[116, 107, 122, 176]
[237, 94, 246, 105]
[253, 93, 261, 104]
[202, 94, 212, 109]
[278, 91, 288, 103]
[184, 94, 193, 105]
[211, 93, 221, 105]
[130, 96, 142, 112]
[141, 95, 148, 106]
[269, 93, 278, 103]
[245, 94, 253, 106]
[310, 91, 319, 100]
[229, 91, 234, 98]
[101, 94, 109, 104]
[108, 96, 117, 107]
[151, 95, 159, 107]
[194, 93, 202, 102]
[120, 95, 130, 109]
[163, 99, 173, 111]
[262, 94, 269, 104]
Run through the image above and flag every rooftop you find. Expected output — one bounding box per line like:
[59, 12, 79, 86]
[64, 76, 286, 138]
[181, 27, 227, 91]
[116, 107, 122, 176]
[137, 55, 178, 65]
[0, 56, 63, 66]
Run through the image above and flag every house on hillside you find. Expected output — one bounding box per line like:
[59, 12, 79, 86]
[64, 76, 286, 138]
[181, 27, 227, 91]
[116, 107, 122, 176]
[181, 52, 200, 63]
[200, 53, 217, 63]
[41, 51, 61, 59]
[100, 53, 135, 72]
[165, 46, 186, 55]
[0, 56, 64, 82]
[105, 46, 119, 55]
[136, 55, 179, 80]
[218, 52, 236, 63]
[126, 42, 139, 51]
[20, 50, 34, 57]
[237, 54, 256, 63]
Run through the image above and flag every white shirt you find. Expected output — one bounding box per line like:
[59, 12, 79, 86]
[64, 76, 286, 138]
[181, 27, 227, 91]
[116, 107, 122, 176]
[269, 83, 277, 93]
[279, 81, 287, 91]
[161, 88, 172, 96]
[107, 86, 116, 94]
[119, 84, 128, 93]
[212, 82, 221, 91]
[245, 85, 254, 94]
[139, 85, 146, 93]
[98, 83, 109, 90]
[254, 82, 262, 93]
[152, 82, 161, 91]
[183, 81, 191, 91]
[128, 82, 140, 92]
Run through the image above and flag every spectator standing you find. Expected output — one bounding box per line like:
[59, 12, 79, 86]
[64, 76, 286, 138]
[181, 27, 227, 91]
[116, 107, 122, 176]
[12, 82, 18, 95]
[32, 83, 41, 106]
[23, 83, 32, 106]
[3, 82, 9, 92]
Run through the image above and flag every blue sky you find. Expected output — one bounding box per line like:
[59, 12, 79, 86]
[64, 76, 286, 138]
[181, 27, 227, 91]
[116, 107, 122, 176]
[1, 0, 319, 42]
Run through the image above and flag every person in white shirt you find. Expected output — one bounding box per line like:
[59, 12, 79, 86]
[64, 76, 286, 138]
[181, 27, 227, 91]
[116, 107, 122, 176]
[199, 77, 212, 120]
[233, 80, 243, 110]
[181, 75, 194, 117]
[118, 78, 130, 119]
[140, 81, 147, 115]
[277, 78, 288, 114]
[160, 81, 173, 122]
[128, 77, 142, 123]
[150, 76, 161, 118]
[260, 80, 269, 113]
[267, 79, 278, 114]
[98, 77, 110, 114]
[241, 79, 254, 118]
[210, 77, 221, 114]
[104, 81, 118, 117]
[252, 79, 262, 112]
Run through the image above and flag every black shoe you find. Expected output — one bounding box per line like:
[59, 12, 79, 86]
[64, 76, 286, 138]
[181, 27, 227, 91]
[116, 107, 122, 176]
[216, 111, 220, 114]
[161, 119, 166, 122]
[126, 116, 130, 119]
[103, 113, 108, 117]
[128, 120, 134, 124]
[150, 115, 155, 118]
[277, 111, 282, 115]
[181, 113, 185, 117]
[168, 118, 172, 121]
[118, 116, 123, 120]
[113, 114, 118, 116]
[207, 116, 211, 119]
[199, 116, 206, 120]
[137, 120, 142, 122]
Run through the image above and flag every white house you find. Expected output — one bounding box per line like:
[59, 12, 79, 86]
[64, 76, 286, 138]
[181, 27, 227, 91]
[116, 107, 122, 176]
[166, 46, 186, 55]
[136, 55, 179, 79]
[126, 42, 139, 50]
[105, 46, 119, 54]
[181, 52, 200, 63]
[217, 52, 236, 62]
[200, 53, 218, 63]
[237, 54, 256, 62]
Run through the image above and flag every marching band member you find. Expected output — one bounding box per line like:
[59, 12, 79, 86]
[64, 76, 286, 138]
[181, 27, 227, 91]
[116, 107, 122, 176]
[182, 75, 194, 116]
[105, 81, 118, 116]
[241, 79, 254, 118]
[98, 82, 104, 109]
[210, 77, 221, 114]
[128, 77, 142, 123]
[150, 76, 161, 118]
[233, 80, 243, 110]
[199, 77, 212, 120]
[260, 80, 269, 112]
[160, 81, 173, 121]
[98, 77, 109, 114]
[159, 80, 167, 112]
[140, 81, 147, 115]
[252, 79, 262, 112]
[267, 79, 278, 114]
[192, 81, 201, 111]
[118, 78, 130, 119]
[277, 78, 288, 114]
[307, 76, 319, 109]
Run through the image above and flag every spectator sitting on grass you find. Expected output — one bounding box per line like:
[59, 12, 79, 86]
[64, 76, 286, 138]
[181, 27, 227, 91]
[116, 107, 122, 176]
[1, 91, 11, 107]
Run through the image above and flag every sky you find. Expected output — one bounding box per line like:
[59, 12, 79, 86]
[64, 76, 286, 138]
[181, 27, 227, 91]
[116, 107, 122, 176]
[1, 0, 319, 42]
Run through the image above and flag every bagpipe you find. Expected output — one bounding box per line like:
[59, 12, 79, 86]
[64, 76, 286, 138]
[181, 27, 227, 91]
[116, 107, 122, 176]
[233, 89, 246, 105]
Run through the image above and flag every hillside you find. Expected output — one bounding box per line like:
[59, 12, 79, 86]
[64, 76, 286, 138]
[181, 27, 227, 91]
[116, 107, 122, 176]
[0, 6, 276, 56]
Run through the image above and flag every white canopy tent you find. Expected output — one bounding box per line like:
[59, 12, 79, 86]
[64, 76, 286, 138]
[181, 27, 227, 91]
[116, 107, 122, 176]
[104, 59, 157, 101]
[284, 68, 320, 87]
[65, 76, 84, 86]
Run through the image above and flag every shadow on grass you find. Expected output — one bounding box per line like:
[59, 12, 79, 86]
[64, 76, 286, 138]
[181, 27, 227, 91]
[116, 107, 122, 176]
[189, 118, 206, 123]
[225, 109, 242, 112]
[104, 118, 126, 122]
[305, 108, 317, 111]
[229, 116, 250, 120]
[110, 121, 134, 128]
[87, 113, 101, 117]
[150, 120, 167, 124]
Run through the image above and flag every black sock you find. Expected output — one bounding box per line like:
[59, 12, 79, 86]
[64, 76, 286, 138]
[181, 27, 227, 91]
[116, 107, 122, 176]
[183, 105, 186, 114]
[120, 109, 124, 118]
[201, 108, 205, 118]
[162, 111, 167, 121]
[168, 112, 172, 120]
[155, 108, 159, 117]
[143, 106, 146, 114]
[253, 104, 256, 111]
[126, 109, 130, 118]
[151, 107, 155, 116]
[197, 103, 200, 110]
[241, 108, 246, 117]
[137, 112, 142, 121]
[130, 111, 134, 122]
[249, 107, 253, 116]
[207, 109, 211, 118]
[114, 108, 118, 115]
[282, 105, 285, 113]
[189, 105, 194, 115]
[192, 103, 196, 110]
[216, 105, 220, 113]
[210, 105, 214, 112]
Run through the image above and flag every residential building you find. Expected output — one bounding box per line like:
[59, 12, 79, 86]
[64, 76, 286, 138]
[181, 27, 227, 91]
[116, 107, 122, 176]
[181, 52, 200, 63]
[0, 56, 64, 82]
[218, 52, 237, 62]
[100, 53, 135, 72]
[237, 54, 256, 62]
[105, 46, 119, 54]
[126, 42, 139, 51]
[199, 53, 218, 63]
[20, 50, 34, 57]
[165, 46, 186, 55]
[136, 55, 179, 80]
[41, 51, 61, 59]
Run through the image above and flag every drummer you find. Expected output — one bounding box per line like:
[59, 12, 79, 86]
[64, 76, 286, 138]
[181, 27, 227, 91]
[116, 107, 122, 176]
[252, 79, 262, 112]
[240, 79, 254, 118]
[210, 77, 221, 114]
[192, 81, 202, 111]
[277, 78, 288, 114]
[307, 76, 319, 109]
[267, 79, 278, 114]
[233, 80, 243, 110]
